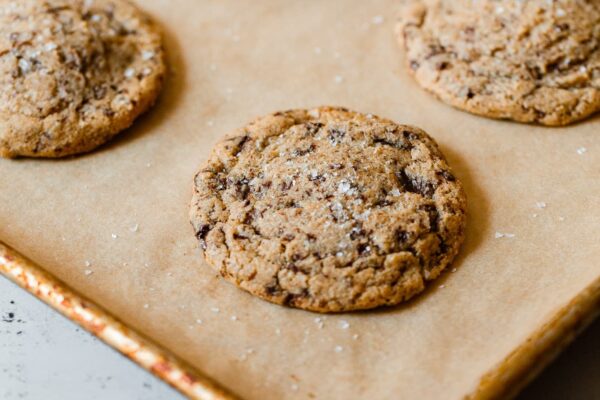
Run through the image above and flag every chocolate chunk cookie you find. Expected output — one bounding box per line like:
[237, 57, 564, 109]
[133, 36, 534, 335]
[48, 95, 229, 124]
[397, 0, 600, 126]
[190, 107, 466, 312]
[0, 0, 166, 158]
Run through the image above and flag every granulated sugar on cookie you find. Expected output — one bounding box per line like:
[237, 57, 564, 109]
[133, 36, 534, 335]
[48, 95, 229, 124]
[397, 0, 600, 126]
[190, 106, 467, 312]
[0, 0, 166, 158]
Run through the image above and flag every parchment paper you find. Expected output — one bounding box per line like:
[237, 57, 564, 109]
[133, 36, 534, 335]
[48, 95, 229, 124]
[0, 1, 598, 399]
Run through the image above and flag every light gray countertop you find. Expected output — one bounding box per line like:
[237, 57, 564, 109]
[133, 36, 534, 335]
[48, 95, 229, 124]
[1, 277, 598, 400]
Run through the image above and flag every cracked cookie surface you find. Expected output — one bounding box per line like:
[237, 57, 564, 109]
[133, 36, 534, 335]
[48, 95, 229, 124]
[397, 0, 600, 126]
[0, 0, 165, 158]
[190, 107, 466, 312]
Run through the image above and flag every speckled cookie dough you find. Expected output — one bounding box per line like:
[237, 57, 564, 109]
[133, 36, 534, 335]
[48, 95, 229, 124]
[397, 0, 600, 126]
[0, 0, 166, 158]
[190, 107, 467, 313]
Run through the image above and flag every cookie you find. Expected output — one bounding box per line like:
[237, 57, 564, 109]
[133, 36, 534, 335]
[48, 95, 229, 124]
[0, 0, 166, 158]
[397, 0, 600, 126]
[190, 107, 466, 312]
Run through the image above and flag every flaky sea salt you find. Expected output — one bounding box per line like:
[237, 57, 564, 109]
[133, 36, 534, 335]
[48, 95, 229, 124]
[338, 181, 351, 193]
[334, 75, 344, 84]
[211, 307, 220, 313]
[111, 233, 118, 239]
[339, 320, 350, 329]
[84, 269, 93, 276]
[372, 15, 384, 25]
[18, 58, 30, 73]
[495, 232, 515, 239]
[129, 224, 139, 232]
[535, 201, 547, 209]
[142, 50, 155, 60]
[334, 345, 343, 353]
[124, 67, 135, 78]
[576, 147, 587, 155]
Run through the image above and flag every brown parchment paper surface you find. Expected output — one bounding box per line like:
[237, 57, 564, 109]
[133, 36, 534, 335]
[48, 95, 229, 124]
[0, 1, 598, 399]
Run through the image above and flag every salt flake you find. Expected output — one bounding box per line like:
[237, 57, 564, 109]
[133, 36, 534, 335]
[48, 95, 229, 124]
[372, 15, 384, 25]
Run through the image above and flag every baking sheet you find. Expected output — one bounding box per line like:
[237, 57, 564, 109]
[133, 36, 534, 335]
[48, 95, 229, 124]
[0, 1, 599, 399]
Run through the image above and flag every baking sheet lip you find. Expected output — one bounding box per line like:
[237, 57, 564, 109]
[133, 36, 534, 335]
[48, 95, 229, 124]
[1, 239, 599, 400]
[467, 274, 600, 400]
[0, 240, 239, 400]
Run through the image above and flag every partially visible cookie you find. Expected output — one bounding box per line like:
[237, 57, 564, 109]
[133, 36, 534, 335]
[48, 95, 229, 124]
[0, 0, 166, 158]
[397, 0, 600, 126]
[190, 107, 467, 313]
